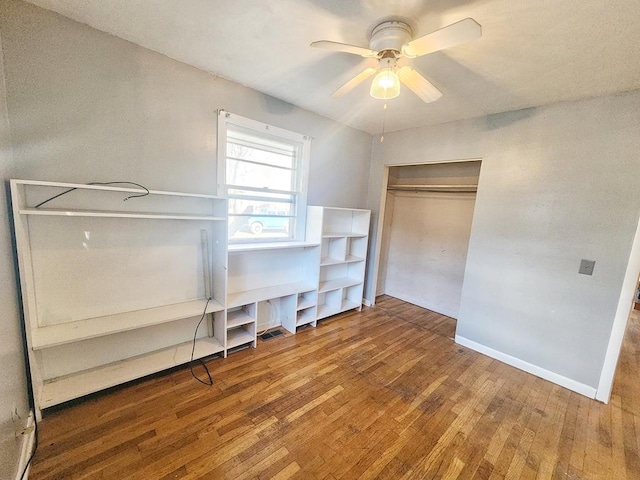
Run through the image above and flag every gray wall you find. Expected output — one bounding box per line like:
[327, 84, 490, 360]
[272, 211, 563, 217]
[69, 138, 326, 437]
[367, 91, 640, 390]
[0, 29, 29, 480]
[0, 0, 372, 476]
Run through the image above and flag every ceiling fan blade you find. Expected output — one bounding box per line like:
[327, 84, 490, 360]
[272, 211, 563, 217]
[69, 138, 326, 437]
[331, 68, 377, 98]
[311, 40, 378, 57]
[402, 18, 481, 58]
[398, 66, 442, 103]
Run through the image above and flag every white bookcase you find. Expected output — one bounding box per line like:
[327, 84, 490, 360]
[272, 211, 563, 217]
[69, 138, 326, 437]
[226, 242, 319, 339]
[10, 179, 371, 415]
[306, 206, 371, 321]
[10, 180, 228, 416]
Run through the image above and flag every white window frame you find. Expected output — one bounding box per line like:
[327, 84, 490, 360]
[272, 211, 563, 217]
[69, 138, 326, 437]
[217, 110, 310, 244]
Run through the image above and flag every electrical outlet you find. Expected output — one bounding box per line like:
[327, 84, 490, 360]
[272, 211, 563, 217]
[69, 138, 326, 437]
[579, 259, 596, 276]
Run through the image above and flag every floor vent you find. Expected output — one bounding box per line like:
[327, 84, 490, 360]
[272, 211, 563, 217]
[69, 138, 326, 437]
[259, 329, 284, 341]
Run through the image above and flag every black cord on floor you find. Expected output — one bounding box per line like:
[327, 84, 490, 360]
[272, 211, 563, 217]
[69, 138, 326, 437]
[19, 413, 38, 480]
[189, 298, 214, 386]
[34, 181, 150, 208]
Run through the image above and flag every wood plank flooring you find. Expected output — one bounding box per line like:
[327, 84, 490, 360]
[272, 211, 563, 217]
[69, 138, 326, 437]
[29, 296, 640, 479]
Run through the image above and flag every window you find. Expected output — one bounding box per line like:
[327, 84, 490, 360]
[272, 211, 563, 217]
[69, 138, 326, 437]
[217, 111, 310, 243]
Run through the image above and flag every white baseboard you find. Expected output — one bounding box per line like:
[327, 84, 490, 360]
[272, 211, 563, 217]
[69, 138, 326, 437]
[454, 335, 597, 399]
[363, 298, 372, 307]
[15, 411, 35, 480]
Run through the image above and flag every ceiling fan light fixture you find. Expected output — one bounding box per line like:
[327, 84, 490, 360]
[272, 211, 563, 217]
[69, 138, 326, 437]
[370, 68, 400, 100]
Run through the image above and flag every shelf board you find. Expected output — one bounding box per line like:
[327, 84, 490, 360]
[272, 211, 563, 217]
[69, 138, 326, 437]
[318, 278, 363, 293]
[40, 336, 223, 409]
[13, 179, 224, 199]
[227, 328, 255, 349]
[228, 241, 319, 253]
[31, 299, 224, 350]
[387, 184, 478, 192]
[297, 298, 316, 311]
[322, 232, 367, 238]
[19, 207, 225, 221]
[317, 304, 340, 320]
[296, 312, 316, 327]
[320, 255, 365, 267]
[227, 282, 316, 308]
[342, 299, 362, 311]
[227, 310, 255, 329]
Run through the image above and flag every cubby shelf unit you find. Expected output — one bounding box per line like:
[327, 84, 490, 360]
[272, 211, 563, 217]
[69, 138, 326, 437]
[306, 206, 371, 323]
[10, 179, 228, 417]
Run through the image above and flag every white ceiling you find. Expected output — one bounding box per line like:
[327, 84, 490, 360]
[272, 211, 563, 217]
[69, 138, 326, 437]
[26, 0, 640, 134]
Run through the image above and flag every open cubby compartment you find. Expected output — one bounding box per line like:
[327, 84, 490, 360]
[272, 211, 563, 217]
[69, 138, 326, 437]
[226, 305, 257, 352]
[297, 290, 317, 310]
[227, 303, 257, 330]
[320, 236, 347, 264]
[296, 306, 317, 327]
[321, 207, 370, 237]
[316, 289, 343, 320]
[319, 263, 363, 293]
[347, 236, 368, 262]
[260, 295, 297, 334]
[342, 284, 364, 311]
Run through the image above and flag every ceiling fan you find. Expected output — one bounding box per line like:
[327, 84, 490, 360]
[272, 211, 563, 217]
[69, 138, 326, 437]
[311, 18, 481, 103]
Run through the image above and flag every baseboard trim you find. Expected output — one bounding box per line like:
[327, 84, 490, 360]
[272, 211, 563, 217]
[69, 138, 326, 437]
[363, 298, 372, 307]
[15, 410, 35, 480]
[454, 335, 597, 399]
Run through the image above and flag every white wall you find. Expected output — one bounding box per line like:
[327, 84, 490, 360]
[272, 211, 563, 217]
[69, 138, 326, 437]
[367, 92, 640, 392]
[0, 0, 373, 475]
[382, 191, 476, 318]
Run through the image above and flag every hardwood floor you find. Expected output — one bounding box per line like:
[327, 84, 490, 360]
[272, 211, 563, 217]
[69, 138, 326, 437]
[29, 296, 640, 479]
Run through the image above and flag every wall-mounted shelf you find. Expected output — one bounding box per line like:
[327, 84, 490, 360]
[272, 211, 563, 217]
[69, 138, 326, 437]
[10, 179, 228, 417]
[31, 299, 224, 349]
[387, 184, 478, 192]
[40, 336, 224, 409]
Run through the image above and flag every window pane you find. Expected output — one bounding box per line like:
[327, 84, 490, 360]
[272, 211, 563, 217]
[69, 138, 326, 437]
[228, 198, 294, 216]
[229, 214, 292, 240]
[227, 142, 294, 170]
[227, 159, 293, 191]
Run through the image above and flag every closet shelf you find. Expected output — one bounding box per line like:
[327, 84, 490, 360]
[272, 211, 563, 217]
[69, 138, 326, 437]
[320, 255, 365, 267]
[31, 299, 224, 350]
[387, 184, 477, 192]
[19, 207, 225, 221]
[318, 277, 362, 293]
[40, 336, 224, 409]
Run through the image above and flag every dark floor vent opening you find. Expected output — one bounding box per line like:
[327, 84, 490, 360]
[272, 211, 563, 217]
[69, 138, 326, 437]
[259, 329, 284, 340]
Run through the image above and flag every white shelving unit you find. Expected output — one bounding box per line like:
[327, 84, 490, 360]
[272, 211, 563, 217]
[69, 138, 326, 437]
[227, 242, 320, 339]
[10, 180, 228, 416]
[10, 179, 372, 414]
[306, 206, 371, 322]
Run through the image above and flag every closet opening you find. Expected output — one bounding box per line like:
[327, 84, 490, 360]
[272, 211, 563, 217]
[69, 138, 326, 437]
[374, 159, 482, 328]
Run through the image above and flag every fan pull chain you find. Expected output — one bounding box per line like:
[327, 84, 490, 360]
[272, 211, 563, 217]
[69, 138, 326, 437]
[380, 102, 388, 142]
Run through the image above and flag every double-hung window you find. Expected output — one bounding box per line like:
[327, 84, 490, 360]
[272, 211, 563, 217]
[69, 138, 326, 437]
[217, 111, 310, 243]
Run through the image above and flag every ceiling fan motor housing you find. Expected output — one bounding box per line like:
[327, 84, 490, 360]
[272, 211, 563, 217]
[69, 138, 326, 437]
[369, 21, 412, 54]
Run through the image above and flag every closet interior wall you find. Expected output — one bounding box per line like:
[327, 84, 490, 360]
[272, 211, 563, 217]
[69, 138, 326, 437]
[379, 160, 481, 319]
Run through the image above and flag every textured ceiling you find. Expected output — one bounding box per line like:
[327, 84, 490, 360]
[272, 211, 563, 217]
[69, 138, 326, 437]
[25, 0, 640, 134]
